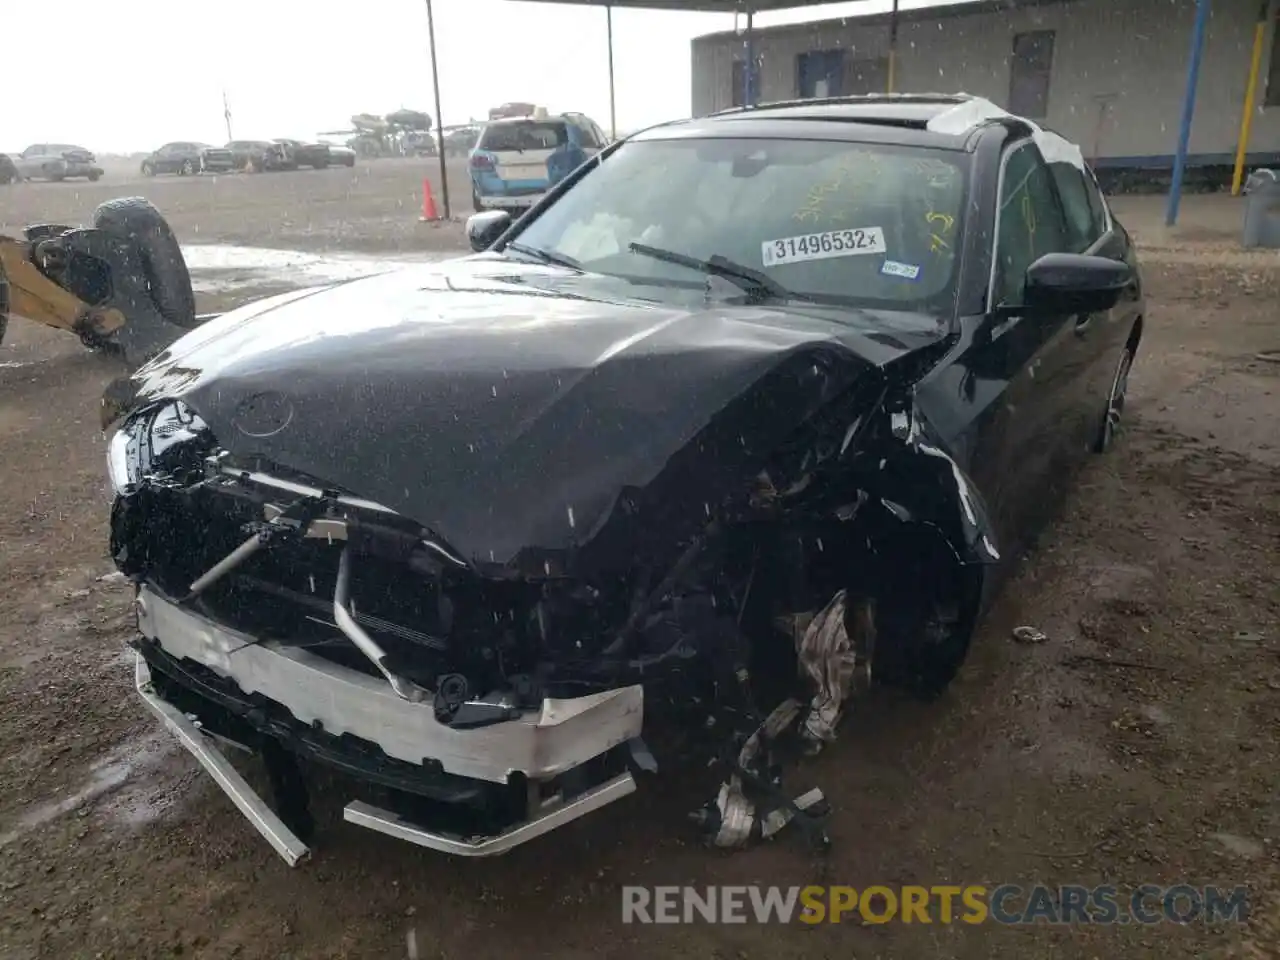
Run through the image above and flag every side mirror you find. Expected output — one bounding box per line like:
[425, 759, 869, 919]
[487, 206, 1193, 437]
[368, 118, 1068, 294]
[466, 210, 512, 252]
[1024, 252, 1132, 313]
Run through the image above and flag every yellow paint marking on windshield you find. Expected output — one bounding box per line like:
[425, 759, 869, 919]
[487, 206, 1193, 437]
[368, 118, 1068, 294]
[1020, 192, 1037, 241]
[792, 151, 882, 224]
[926, 210, 955, 258]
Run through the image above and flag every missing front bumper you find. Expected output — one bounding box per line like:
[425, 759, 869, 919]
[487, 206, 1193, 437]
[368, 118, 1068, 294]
[132, 586, 645, 864]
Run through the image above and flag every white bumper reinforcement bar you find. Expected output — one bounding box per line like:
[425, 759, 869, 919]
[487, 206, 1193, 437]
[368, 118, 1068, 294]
[135, 655, 312, 866]
[132, 587, 646, 864]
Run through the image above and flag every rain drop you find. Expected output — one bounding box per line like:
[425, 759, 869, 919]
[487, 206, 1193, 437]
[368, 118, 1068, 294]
[491, 385, 498, 397]
[567, 505, 576, 528]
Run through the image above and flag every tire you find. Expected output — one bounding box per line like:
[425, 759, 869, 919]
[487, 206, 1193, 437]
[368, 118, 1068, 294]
[1094, 344, 1135, 453]
[93, 198, 197, 329]
[180, 159, 196, 176]
[141, 161, 155, 177]
[472, 188, 483, 213]
[88, 171, 101, 182]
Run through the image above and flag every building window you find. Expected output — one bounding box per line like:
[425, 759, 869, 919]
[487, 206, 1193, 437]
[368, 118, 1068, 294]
[1009, 30, 1055, 119]
[797, 49, 847, 98]
[1266, 15, 1280, 106]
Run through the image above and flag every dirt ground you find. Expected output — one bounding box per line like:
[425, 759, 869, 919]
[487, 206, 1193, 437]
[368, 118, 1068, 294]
[0, 157, 475, 255]
[1, 175, 1278, 959]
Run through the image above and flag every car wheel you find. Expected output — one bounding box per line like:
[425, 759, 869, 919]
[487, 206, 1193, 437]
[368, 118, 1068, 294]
[141, 161, 155, 177]
[88, 171, 101, 182]
[472, 188, 483, 212]
[181, 159, 196, 176]
[93, 198, 198, 329]
[1094, 345, 1135, 453]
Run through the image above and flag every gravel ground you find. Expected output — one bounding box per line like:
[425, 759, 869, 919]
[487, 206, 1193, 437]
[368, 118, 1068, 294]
[0, 175, 1278, 959]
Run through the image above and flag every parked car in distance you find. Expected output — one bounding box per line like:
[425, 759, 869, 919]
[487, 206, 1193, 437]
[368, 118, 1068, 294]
[468, 110, 607, 213]
[444, 127, 480, 156]
[13, 144, 103, 182]
[141, 142, 234, 176]
[225, 140, 290, 172]
[273, 139, 331, 169]
[403, 131, 438, 157]
[326, 143, 356, 167]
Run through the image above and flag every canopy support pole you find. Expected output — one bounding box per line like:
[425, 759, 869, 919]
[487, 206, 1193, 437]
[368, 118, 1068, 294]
[744, 6, 756, 106]
[1231, 1, 1270, 195]
[1166, 0, 1212, 227]
[607, 5, 618, 138]
[425, 0, 451, 219]
[888, 0, 899, 93]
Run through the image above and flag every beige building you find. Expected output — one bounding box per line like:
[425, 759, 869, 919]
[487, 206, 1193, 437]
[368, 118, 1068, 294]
[690, 0, 1280, 173]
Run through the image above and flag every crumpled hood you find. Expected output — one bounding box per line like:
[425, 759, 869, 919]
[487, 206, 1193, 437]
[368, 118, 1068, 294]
[124, 257, 948, 565]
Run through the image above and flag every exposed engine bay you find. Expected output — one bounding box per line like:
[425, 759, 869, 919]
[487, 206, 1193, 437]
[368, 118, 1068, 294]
[110, 375, 990, 863]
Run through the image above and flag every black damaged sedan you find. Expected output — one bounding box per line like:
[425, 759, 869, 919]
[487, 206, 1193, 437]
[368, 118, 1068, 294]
[105, 94, 1144, 864]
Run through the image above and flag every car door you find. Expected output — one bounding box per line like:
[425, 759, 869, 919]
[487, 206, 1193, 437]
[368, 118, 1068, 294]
[18, 145, 46, 177]
[154, 144, 177, 173]
[980, 139, 1079, 548]
[1059, 162, 1142, 452]
[1045, 157, 1132, 459]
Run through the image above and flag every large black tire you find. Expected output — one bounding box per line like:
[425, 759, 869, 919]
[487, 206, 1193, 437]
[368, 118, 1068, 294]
[141, 161, 155, 177]
[87, 171, 101, 182]
[93, 198, 197, 329]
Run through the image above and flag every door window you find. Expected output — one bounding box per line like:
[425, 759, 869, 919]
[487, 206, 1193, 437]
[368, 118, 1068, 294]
[575, 121, 601, 149]
[1047, 160, 1103, 252]
[1082, 166, 1111, 239]
[993, 142, 1070, 307]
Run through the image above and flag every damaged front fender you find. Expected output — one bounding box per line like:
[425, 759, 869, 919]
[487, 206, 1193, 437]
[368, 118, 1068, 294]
[869, 400, 1001, 568]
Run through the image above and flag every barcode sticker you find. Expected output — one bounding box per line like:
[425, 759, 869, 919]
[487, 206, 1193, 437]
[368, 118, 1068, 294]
[761, 227, 886, 267]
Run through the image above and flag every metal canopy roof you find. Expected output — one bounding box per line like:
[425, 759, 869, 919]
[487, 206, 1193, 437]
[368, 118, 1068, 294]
[501, 1, 851, 11]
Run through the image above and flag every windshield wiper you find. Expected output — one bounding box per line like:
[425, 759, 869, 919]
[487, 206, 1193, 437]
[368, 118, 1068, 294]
[627, 242, 809, 302]
[506, 242, 583, 272]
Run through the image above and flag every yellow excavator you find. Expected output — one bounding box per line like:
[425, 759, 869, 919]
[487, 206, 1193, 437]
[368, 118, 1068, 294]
[0, 197, 201, 368]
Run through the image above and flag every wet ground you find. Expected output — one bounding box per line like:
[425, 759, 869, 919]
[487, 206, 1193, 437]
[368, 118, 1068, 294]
[0, 182, 1278, 959]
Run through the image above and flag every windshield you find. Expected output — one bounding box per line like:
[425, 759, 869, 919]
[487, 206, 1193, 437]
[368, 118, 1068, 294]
[480, 121, 567, 152]
[508, 137, 968, 308]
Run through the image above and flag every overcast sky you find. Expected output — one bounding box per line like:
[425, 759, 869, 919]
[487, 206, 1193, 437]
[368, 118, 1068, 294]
[6, 0, 963, 153]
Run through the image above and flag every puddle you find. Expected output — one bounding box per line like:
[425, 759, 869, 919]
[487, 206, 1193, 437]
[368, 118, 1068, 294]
[0, 729, 181, 846]
[0, 360, 46, 370]
[183, 244, 456, 294]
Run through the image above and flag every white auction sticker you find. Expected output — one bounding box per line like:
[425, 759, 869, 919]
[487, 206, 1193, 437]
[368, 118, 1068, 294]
[881, 259, 922, 280]
[761, 227, 886, 267]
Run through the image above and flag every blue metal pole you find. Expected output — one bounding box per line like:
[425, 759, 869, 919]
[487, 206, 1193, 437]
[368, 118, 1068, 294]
[744, 9, 755, 106]
[1166, 0, 1213, 226]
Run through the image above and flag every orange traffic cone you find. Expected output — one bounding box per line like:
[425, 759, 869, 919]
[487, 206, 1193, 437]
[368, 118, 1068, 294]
[419, 178, 439, 221]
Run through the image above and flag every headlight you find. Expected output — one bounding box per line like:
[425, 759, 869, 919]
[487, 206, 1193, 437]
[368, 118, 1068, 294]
[105, 401, 214, 495]
[106, 426, 134, 494]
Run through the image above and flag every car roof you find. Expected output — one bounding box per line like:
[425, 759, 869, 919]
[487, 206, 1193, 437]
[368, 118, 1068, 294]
[484, 114, 568, 126]
[631, 93, 1040, 153]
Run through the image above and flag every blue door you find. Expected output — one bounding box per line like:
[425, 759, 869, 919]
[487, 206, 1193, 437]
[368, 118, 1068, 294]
[798, 50, 846, 98]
